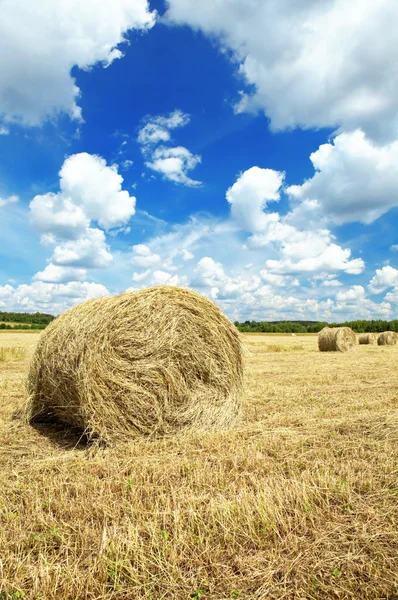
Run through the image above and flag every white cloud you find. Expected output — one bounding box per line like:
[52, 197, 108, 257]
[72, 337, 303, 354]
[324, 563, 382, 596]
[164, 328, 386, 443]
[30, 193, 89, 240]
[0, 0, 156, 126]
[194, 257, 227, 287]
[368, 265, 398, 294]
[287, 130, 398, 225]
[320, 279, 343, 287]
[145, 145, 201, 187]
[121, 159, 133, 170]
[166, 0, 398, 138]
[137, 110, 190, 146]
[225, 166, 365, 275]
[33, 264, 87, 284]
[259, 270, 299, 287]
[0, 126, 9, 135]
[58, 153, 136, 231]
[151, 270, 180, 286]
[131, 244, 162, 267]
[226, 166, 284, 232]
[0, 281, 109, 313]
[180, 249, 194, 261]
[0, 195, 18, 207]
[385, 289, 398, 305]
[52, 228, 113, 269]
[30, 153, 136, 238]
[193, 257, 261, 300]
[265, 244, 364, 275]
[335, 285, 366, 303]
[132, 269, 151, 282]
[29, 153, 135, 287]
[138, 110, 201, 187]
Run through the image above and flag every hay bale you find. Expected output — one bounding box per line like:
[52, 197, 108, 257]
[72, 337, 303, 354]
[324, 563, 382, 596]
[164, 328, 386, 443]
[359, 333, 377, 345]
[377, 331, 398, 346]
[318, 326, 356, 352]
[26, 286, 243, 442]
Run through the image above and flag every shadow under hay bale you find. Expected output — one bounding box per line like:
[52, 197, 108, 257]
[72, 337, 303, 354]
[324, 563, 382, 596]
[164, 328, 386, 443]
[377, 331, 398, 346]
[26, 286, 243, 443]
[318, 326, 356, 353]
[29, 417, 94, 450]
[359, 333, 377, 345]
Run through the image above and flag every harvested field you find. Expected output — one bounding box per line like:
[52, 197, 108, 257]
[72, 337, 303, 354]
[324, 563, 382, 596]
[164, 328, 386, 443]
[1, 332, 398, 599]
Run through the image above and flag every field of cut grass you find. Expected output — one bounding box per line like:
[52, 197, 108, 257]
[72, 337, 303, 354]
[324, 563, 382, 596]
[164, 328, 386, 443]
[1, 331, 398, 599]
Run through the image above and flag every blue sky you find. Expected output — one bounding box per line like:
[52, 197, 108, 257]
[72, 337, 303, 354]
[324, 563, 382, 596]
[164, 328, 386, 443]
[0, 0, 398, 320]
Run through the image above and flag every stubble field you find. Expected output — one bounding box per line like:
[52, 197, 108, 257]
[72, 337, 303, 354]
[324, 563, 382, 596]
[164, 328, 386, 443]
[0, 331, 397, 599]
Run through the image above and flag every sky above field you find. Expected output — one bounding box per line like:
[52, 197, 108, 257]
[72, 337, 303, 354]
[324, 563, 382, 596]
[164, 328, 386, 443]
[1, 0, 398, 320]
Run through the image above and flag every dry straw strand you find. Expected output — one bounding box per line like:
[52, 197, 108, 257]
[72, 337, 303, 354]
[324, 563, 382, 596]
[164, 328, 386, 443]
[359, 333, 377, 345]
[26, 286, 243, 442]
[318, 326, 356, 352]
[377, 331, 398, 346]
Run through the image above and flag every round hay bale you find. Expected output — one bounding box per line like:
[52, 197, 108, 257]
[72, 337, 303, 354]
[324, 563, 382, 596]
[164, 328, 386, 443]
[26, 286, 243, 442]
[377, 331, 398, 346]
[359, 333, 377, 345]
[318, 326, 356, 352]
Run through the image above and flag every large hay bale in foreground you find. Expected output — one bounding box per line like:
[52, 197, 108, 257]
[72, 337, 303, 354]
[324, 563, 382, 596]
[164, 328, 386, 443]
[26, 286, 243, 442]
[318, 326, 356, 352]
[359, 333, 377, 345]
[377, 331, 398, 346]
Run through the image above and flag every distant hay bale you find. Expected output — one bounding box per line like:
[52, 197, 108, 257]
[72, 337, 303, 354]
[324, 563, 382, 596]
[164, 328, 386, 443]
[377, 331, 398, 346]
[318, 326, 356, 352]
[26, 286, 243, 442]
[359, 333, 377, 345]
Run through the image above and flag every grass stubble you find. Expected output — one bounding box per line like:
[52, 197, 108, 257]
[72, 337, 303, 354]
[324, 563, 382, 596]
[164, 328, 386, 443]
[0, 332, 398, 599]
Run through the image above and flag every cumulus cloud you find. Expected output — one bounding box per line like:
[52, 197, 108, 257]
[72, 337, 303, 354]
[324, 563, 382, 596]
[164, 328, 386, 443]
[30, 194, 89, 241]
[132, 270, 151, 282]
[368, 265, 398, 294]
[225, 166, 365, 275]
[58, 153, 136, 231]
[131, 244, 162, 267]
[335, 285, 366, 303]
[320, 279, 343, 287]
[137, 109, 190, 147]
[30, 153, 136, 238]
[180, 249, 194, 261]
[0, 0, 156, 126]
[33, 264, 87, 284]
[138, 110, 201, 186]
[0, 281, 109, 313]
[0, 195, 18, 207]
[166, 0, 398, 138]
[193, 257, 262, 300]
[287, 130, 398, 225]
[226, 166, 284, 232]
[151, 270, 181, 286]
[52, 229, 113, 269]
[259, 270, 299, 287]
[265, 245, 364, 275]
[145, 146, 202, 187]
[194, 257, 227, 287]
[29, 153, 136, 286]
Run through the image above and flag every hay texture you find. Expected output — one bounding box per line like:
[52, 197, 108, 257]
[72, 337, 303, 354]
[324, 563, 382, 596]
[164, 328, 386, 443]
[26, 286, 243, 442]
[318, 326, 356, 353]
[377, 331, 398, 346]
[359, 333, 377, 345]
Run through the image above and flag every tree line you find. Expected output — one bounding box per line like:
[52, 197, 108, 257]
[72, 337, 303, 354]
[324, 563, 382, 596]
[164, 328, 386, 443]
[0, 311, 55, 330]
[234, 319, 398, 334]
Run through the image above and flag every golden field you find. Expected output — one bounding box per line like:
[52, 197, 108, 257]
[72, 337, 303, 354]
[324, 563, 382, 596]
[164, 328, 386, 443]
[0, 331, 397, 599]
